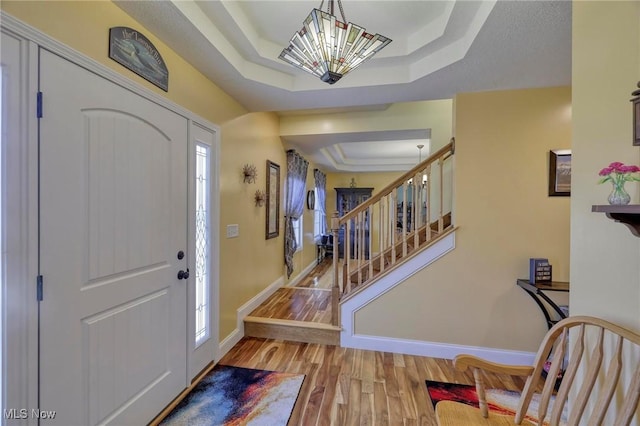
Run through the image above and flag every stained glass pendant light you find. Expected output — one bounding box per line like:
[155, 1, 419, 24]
[278, 0, 391, 85]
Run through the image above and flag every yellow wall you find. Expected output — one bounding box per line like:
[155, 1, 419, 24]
[571, 2, 640, 330]
[571, 5, 639, 424]
[0, 1, 246, 124]
[0, 1, 289, 343]
[355, 87, 572, 352]
[219, 113, 286, 337]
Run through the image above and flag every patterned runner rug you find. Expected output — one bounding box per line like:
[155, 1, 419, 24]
[161, 365, 305, 426]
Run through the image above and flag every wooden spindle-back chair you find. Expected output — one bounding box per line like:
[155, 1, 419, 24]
[436, 316, 640, 426]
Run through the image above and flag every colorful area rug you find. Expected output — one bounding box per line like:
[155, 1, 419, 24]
[425, 380, 567, 426]
[161, 365, 305, 426]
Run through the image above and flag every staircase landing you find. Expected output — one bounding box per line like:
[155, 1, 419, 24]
[244, 259, 341, 345]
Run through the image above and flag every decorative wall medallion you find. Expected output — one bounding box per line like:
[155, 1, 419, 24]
[243, 164, 258, 183]
[255, 190, 266, 207]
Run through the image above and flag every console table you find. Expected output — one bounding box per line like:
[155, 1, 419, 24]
[517, 279, 569, 329]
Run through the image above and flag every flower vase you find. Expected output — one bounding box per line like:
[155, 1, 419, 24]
[608, 181, 631, 205]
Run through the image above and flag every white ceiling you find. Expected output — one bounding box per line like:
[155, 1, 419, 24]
[114, 0, 572, 171]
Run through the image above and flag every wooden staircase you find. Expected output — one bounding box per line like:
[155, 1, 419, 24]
[245, 139, 455, 345]
[330, 140, 456, 319]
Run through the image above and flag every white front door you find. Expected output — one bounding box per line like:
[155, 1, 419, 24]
[39, 49, 188, 425]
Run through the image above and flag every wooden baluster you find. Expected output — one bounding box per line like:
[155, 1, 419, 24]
[425, 164, 431, 241]
[438, 157, 444, 233]
[357, 211, 363, 287]
[391, 188, 397, 266]
[413, 171, 419, 250]
[345, 218, 351, 294]
[331, 212, 340, 326]
[378, 197, 388, 272]
[368, 205, 373, 282]
[402, 184, 408, 258]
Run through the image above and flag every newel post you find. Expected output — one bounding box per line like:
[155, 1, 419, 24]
[331, 211, 340, 327]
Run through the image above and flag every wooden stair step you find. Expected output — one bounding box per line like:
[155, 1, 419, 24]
[244, 316, 341, 346]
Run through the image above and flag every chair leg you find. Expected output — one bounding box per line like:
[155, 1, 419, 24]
[473, 368, 489, 418]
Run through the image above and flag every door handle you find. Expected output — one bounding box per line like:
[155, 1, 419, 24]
[177, 268, 190, 280]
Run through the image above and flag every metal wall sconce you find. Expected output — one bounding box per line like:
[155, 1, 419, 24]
[254, 189, 266, 207]
[243, 164, 258, 183]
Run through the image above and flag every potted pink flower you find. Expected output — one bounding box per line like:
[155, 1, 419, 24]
[598, 161, 640, 205]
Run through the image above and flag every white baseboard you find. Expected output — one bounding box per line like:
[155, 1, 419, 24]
[217, 275, 284, 358]
[287, 258, 317, 287]
[344, 333, 536, 365]
[218, 328, 243, 358]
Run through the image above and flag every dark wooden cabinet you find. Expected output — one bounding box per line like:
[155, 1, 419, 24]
[335, 187, 373, 258]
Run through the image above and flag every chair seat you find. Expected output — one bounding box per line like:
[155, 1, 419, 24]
[435, 401, 529, 426]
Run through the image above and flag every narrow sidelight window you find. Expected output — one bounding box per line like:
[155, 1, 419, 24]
[194, 143, 210, 346]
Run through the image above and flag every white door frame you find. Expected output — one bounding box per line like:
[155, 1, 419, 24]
[0, 25, 39, 425]
[0, 10, 221, 418]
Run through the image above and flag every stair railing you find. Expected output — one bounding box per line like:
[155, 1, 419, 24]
[330, 138, 455, 326]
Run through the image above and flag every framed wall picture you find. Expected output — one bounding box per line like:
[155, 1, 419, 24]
[549, 149, 571, 196]
[265, 160, 280, 239]
[633, 98, 639, 146]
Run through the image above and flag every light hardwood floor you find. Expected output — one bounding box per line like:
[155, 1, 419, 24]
[218, 336, 530, 426]
[244, 257, 340, 345]
[154, 259, 530, 425]
[235, 259, 529, 424]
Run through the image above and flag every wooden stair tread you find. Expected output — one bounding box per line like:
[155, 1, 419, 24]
[244, 316, 341, 330]
[244, 316, 340, 345]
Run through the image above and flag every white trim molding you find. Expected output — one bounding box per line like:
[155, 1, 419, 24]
[218, 275, 284, 357]
[0, 27, 40, 424]
[344, 334, 537, 365]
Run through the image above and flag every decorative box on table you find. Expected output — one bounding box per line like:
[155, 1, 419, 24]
[529, 258, 552, 283]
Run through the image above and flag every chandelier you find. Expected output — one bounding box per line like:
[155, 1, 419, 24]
[278, 0, 391, 85]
